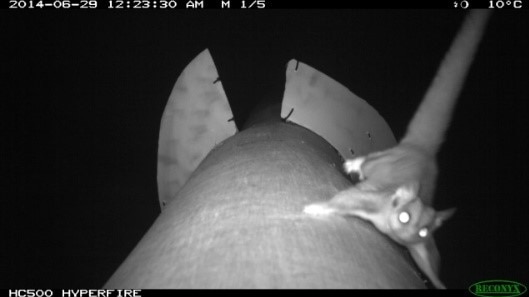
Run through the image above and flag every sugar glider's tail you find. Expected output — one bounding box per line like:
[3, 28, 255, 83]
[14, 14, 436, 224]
[401, 10, 492, 154]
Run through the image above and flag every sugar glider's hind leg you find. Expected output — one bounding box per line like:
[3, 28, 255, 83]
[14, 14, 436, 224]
[343, 157, 366, 179]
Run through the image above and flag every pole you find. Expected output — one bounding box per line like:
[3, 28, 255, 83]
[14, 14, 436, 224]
[105, 116, 424, 288]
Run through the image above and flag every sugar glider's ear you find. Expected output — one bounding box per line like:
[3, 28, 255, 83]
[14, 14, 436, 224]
[391, 182, 420, 208]
[434, 208, 456, 228]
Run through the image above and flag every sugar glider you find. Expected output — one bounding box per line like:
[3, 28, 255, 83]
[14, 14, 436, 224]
[304, 10, 492, 289]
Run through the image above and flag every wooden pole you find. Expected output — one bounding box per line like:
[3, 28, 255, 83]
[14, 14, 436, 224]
[105, 116, 424, 288]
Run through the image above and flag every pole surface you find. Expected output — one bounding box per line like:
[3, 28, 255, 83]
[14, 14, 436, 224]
[105, 120, 425, 288]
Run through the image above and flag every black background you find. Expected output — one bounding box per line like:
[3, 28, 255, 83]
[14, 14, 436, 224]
[3, 9, 528, 288]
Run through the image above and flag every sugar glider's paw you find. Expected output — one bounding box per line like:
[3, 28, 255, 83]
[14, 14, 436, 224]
[303, 202, 336, 216]
[343, 157, 365, 179]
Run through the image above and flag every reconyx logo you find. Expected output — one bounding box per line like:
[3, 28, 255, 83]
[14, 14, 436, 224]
[469, 280, 527, 297]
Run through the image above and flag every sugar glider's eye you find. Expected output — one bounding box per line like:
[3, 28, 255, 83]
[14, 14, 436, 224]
[418, 227, 429, 238]
[398, 211, 410, 224]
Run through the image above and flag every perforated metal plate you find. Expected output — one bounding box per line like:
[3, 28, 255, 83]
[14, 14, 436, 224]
[281, 60, 396, 161]
[157, 49, 237, 210]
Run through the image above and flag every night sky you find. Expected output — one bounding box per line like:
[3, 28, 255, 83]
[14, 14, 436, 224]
[3, 10, 528, 288]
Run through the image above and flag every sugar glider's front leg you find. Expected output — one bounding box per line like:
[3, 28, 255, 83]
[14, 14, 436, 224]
[408, 239, 445, 289]
[303, 185, 395, 235]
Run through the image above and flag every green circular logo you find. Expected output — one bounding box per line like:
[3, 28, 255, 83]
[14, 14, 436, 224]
[469, 280, 527, 297]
